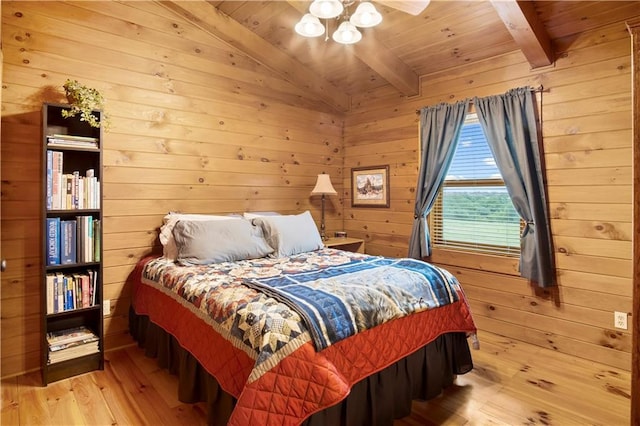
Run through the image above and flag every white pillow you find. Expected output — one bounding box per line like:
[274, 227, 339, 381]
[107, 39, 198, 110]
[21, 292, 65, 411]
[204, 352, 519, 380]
[160, 213, 242, 261]
[252, 211, 323, 257]
[173, 220, 273, 265]
[243, 211, 281, 219]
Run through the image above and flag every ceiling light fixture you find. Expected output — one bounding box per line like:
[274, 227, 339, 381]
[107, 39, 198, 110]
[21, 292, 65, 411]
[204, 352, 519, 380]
[295, 0, 382, 45]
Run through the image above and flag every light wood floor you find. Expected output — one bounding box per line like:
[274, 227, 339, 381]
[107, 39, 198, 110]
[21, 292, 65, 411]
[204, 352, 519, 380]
[1, 330, 631, 425]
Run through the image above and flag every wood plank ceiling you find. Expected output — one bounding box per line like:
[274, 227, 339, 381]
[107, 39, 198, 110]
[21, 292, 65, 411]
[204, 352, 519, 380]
[160, 1, 640, 112]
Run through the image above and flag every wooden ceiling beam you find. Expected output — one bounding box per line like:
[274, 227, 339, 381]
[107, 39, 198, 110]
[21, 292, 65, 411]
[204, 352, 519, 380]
[376, 0, 431, 16]
[287, 1, 419, 97]
[491, 0, 553, 68]
[157, 0, 351, 112]
[353, 34, 420, 96]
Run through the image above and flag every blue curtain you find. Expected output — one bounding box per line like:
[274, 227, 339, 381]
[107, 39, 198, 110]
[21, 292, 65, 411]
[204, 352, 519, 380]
[408, 100, 469, 259]
[474, 88, 555, 287]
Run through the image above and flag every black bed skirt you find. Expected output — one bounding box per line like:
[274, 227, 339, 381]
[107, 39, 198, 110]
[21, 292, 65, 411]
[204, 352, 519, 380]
[129, 307, 473, 426]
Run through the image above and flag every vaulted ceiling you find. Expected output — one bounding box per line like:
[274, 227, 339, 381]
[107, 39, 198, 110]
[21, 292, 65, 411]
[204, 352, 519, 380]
[159, 1, 640, 112]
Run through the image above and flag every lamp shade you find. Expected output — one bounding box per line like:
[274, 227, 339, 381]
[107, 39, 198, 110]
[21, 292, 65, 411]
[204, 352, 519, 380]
[350, 2, 382, 28]
[311, 174, 337, 195]
[332, 21, 362, 44]
[309, 0, 343, 19]
[295, 13, 325, 37]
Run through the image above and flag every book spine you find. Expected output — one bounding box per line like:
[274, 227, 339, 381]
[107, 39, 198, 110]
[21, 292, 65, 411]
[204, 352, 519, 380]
[46, 217, 60, 265]
[92, 177, 98, 209]
[55, 151, 63, 210]
[56, 273, 64, 313]
[86, 169, 94, 209]
[87, 216, 93, 262]
[46, 151, 53, 210]
[76, 217, 84, 264]
[46, 273, 54, 314]
[93, 220, 101, 262]
[53, 274, 58, 314]
[96, 181, 100, 210]
[73, 171, 80, 209]
[65, 174, 73, 210]
[60, 221, 70, 264]
[75, 274, 82, 309]
[62, 275, 68, 311]
[64, 275, 73, 311]
[90, 270, 97, 306]
[81, 274, 90, 308]
[60, 220, 77, 264]
[78, 177, 84, 210]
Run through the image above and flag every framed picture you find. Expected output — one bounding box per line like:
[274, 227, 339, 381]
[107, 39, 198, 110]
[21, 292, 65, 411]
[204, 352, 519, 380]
[351, 165, 390, 208]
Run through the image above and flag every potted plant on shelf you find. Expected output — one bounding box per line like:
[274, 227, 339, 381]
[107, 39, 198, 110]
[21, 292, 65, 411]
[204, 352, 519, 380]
[61, 79, 109, 129]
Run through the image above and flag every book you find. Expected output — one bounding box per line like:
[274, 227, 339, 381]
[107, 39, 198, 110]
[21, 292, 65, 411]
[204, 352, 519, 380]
[46, 217, 60, 265]
[49, 335, 99, 352]
[60, 220, 77, 264]
[63, 274, 72, 310]
[46, 273, 55, 314]
[77, 217, 84, 264]
[72, 171, 80, 209]
[65, 174, 73, 210]
[89, 269, 97, 306]
[46, 150, 53, 210]
[50, 134, 98, 143]
[51, 151, 63, 210]
[48, 331, 100, 364]
[80, 273, 91, 308]
[55, 273, 64, 313]
[47, 134, 98, 149]
[78, 178, 84, 210]
[48, 342, 100, 364]
[46, 326, 96, 345]
[93, 220, 101, 262]
[86, 216, 93, 262]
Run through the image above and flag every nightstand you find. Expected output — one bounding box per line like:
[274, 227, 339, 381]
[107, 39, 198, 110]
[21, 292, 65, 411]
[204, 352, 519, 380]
[324, 237, 365, 254]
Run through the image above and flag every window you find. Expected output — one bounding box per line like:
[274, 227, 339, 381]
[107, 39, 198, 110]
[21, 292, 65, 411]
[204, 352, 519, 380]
[431, 114, 522, 256]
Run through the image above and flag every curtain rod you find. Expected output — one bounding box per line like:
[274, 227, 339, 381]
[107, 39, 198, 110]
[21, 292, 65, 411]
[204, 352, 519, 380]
[415, 85, 545, 115]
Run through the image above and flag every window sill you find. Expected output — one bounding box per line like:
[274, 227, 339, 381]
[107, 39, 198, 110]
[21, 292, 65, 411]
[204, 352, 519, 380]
[427, 248, 520, 277]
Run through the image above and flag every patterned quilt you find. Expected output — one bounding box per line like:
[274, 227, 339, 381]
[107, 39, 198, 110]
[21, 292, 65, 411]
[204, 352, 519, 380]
[132, 248, 477, 425]
[243, 257, 460, 350]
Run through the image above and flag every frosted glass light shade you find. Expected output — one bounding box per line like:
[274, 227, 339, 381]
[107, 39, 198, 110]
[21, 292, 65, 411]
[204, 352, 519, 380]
[309, 0, 343, 19]
[311, 174, 337, 195]
[332, 21, 362, 44]
[295, 13, 325, 37]
[350, 2, 382, 28]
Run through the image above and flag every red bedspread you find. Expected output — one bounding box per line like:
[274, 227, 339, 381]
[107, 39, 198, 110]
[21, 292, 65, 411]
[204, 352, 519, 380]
[130, 253, 476, 425]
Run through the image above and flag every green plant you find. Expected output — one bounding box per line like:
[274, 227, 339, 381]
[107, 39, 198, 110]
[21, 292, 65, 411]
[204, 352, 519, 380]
[61, 79, 109, 129]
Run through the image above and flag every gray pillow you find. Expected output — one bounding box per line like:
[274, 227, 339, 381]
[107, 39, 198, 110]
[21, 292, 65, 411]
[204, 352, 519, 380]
[173, 219, 273, 265]
[253, 211, 323, 258]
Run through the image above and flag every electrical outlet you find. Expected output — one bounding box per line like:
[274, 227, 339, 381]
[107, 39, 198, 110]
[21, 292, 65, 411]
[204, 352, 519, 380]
[614, 311, 627, 330]
[103, 299, 110, 317]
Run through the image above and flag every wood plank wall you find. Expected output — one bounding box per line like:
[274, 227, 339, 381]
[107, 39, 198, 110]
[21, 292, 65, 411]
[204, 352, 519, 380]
[0, 0, 634, 379]
[0, 1, 343, 378]
[344, 21, 633, 370]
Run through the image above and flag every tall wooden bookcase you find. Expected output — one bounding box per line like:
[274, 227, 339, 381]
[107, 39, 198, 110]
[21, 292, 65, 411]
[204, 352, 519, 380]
[41, 103, 104, 385]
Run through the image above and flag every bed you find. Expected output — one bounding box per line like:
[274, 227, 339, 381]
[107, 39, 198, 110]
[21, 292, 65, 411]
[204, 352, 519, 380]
[128, 211, 477, 425]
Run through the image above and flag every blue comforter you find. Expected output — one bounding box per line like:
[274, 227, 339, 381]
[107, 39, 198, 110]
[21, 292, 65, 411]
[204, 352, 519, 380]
[243, 256, 460, 351]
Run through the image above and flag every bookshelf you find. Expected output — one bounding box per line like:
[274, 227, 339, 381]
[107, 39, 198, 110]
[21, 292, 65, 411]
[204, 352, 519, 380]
[41, 103, 104, 385]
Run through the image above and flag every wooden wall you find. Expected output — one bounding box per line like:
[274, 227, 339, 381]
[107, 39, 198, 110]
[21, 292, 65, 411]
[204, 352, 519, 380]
[344, 21, 633, 370]
[0, 1, 343, 378]
[0, 0, 634, 379]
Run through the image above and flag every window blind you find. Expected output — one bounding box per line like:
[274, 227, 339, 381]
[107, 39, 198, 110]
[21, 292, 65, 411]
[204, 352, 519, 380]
[430, 114, 521, 257]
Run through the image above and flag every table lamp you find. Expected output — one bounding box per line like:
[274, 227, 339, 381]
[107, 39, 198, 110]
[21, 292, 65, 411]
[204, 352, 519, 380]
[310, 173, 337, 240]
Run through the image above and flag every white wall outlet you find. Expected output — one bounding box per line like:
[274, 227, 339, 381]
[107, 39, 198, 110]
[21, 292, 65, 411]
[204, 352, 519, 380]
[614, 311, 628, 330]
[103, 299, 111, 317]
